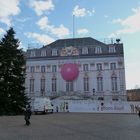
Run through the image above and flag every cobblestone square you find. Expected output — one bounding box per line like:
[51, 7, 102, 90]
[0, 113, 140, 140]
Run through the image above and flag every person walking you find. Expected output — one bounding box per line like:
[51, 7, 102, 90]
[24, 105, 32, 126]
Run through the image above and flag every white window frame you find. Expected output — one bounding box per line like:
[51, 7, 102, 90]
[110, 63, 116, 70]
[83, 64, 89, 71]
[52, 49, 58, 56]
[95, 46, 102, 54]
[97, 77, 103, 92]
[82, 47, 88, 54]
[41, 50, 46, 56]
[83, 77, 89, 92]
[66, 81, 73, 92]
[29, 79, 34, 93]
[41, 65, 45, 73]
[96, 63, 102, 71]
[40, 79, 45, 95]
[30, 66, 35, 73]
[30, 51, 36, 57]
[52, 78, 57, 92]
[111, 77, 118, 91]
[52, 65, 57, 73]
[109, 45, 116, 53]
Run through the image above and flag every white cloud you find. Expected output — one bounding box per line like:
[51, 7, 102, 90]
[50, 24, 70, 38]
[73, 5, 86, 17]
[131, 6, 140, 13]
[0, 28, 5, 35]
[104, 15, 109, 18]
[36, 16, 49, 29]
[87, 9, 95, 16]
[108, 33, 115, 38]
[30, 0, 54, 16]
[77, 28, 89, 35]
[19, 42, 25, 49]
[126, 59, 140, 89]
[109, 6, 140, 37]
[16, 17, 32, 23]
[92, 9, 96, 14]
[73, 5, 95, 17]
[0, 0, 20, 26]
[112, 18, 122, 24]
[36, 17, 70, 38]
[25, 32, 55, 45]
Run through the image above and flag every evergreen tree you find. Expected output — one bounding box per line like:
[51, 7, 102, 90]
[0, 27, 29, 115]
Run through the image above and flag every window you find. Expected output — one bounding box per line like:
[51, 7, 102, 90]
[82, 47, 88, 54]
[97, 77, 103, 92]
[41, 66, 45, 73]
[96, 63, 102, 71]
[30, 66, 35, 73]
[52, 49, 58, 56]
[40, 79, 45, 95]
[95, 46, 102, 54]
[52, 65, 57, 73]
[41, 50, 46, 56]
[83, 77, 89, 92]
[66, 81, 73, 92]
[110, 63, 116, 70]
[30, 51, 36, 57]
[83, 64, 88, 71]
[26, 66, 29, 72]
[111, 77, 117, 91]
[29, 79, 34, 93]
[109, 45, 116, 53]
[52, 77, 57, 92]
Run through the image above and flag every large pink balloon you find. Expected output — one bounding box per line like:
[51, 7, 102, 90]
[61, 63, 79, 81]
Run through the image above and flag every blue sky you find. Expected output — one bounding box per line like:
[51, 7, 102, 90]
[0, 0, 140, 89]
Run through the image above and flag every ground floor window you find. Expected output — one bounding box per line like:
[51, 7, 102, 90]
[40, 79, 45, 95]
[83, 77, 89, 91]
[52, 78, 57, 92]
[97, 77, 103, 92]
[29, 79, 34, 93]
[66, 81, 73, 92]
[111, 77, 117, 91]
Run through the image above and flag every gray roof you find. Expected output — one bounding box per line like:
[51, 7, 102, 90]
[26, 37, 124, 59]
[44, 37, 106, 48]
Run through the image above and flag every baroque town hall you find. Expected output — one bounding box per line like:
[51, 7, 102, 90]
[25, 37, 126, 101]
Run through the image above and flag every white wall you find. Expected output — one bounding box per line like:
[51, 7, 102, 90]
[25, 56, 126, 100]
[52, 99, 140, 113]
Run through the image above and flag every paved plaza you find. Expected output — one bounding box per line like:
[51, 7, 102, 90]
[0, 113, 140, 140]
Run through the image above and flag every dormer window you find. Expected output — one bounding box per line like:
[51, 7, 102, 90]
[95, 46, 102, 54]
[41, 49, 46, 56]
[109, 45, 116, 53]
[30, 50, 36, 57]
[82, 47, 88, 54]
[52, 49, 58, 56]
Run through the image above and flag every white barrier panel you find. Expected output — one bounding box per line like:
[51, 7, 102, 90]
[52, 99, 140, 113]
[69, 100, 128, 113]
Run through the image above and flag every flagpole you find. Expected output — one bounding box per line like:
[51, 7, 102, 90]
[73, 15, 75, 39]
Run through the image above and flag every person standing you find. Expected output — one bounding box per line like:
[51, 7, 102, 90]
[138, 109, 140, 118]
[24, 105, 32, 126]
[66, 102, 69, 112]
[56, 106, 59, 112]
